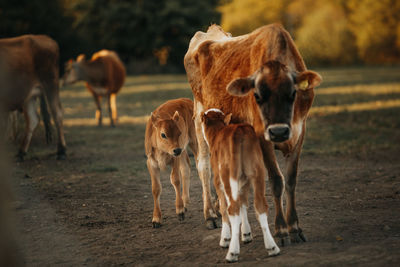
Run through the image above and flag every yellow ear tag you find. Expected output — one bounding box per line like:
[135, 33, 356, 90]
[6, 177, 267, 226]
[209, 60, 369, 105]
[298, 80, 309, 91]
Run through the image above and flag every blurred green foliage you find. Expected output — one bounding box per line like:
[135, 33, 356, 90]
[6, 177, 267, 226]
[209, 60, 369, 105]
[0, 0, 220, 73]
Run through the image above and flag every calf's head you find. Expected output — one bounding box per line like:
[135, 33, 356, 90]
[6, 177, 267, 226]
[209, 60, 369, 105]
[151, 111, 188, 157]
[227, 60, 321, 143]
[60, 54, 86, 87]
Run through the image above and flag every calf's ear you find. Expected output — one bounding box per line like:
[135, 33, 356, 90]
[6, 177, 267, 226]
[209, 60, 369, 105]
[151, 113, 160, 127]
[172, 111, 180, 122]
[227, 76, 255, 96]
[295, 71, 322, 91]
[224, 113, 232, 125]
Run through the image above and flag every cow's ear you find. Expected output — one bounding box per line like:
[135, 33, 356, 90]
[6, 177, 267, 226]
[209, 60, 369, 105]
[226, 76, 255, 96]
[295, 71, 322, 91]
[224, 113, 232, 125]
[76, 54, 86, 62]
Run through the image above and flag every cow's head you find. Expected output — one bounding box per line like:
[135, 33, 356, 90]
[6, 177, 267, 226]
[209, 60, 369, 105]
[151, 111, 188, 157]
[60, 54, 86, 87]
[227, 60, 321, 143]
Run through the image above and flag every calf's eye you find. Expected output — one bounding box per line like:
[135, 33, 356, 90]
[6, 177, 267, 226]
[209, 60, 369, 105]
[161, 133, 167, 139]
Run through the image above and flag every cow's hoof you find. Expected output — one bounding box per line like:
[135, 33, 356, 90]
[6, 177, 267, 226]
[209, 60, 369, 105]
[267, 246, 280, 256]
[205, 218, 218, 230]
[16, 152, 25, 162]
[225, 252, 239, 263]
[178, 212, 185, 221]
[152, 222, 161, 228]
[56, 153, 66, 160]
[275, 232, 291, 247]
[290, 228, 307, 243]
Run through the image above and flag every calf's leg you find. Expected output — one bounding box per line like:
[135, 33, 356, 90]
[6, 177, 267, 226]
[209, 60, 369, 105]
[171, 158, 185, 220]
[179, 151, 191, 210]
[147, 159, 162, 228]
[107, 93, 117, 127]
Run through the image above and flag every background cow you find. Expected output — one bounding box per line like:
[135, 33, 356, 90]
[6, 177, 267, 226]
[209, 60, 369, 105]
[61, 49, 126, 127]
[184, 24, 322, 244]
[0, 34, 66, 161]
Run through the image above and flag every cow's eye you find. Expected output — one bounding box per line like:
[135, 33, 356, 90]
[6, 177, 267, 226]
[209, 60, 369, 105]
[161, 133, 167, 139]
[254, 92, 261, 103]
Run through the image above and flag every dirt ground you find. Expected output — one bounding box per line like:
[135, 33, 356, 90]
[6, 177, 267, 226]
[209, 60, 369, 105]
[10, 147, 400, 266]
[5, 70, 400, 266]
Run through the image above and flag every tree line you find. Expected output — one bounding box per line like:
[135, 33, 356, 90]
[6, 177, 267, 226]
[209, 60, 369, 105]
[1, 0, 398, 74]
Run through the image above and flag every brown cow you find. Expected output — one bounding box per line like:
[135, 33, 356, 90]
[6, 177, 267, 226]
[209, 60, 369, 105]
[201, 109, 279, 262]
[61, 49, 126, 127]
[145, 98, 200, 228]
[184, 24, 322, 244]
[0, 34, 66, 160]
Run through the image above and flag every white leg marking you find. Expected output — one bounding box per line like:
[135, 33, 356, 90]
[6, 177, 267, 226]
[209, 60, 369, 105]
[240, 205, 252, 243]
[230, 178, 238, 201]
[200, 123, 210, 147]
[258, 213, 280, 256]
[226, 215, 241, 262]
[220, 222, 231, 248]
[197, 158, 207, 172]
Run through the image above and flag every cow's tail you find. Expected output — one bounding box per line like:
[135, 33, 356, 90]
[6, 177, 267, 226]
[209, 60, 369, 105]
[40, 95, 52, 144]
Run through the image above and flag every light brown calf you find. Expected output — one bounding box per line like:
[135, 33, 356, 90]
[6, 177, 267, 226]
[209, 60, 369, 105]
[145, 98, 199, 228]
[0, 34, 66, 161]
[201, 109, 279, 262]
[61, 49, 125, 127]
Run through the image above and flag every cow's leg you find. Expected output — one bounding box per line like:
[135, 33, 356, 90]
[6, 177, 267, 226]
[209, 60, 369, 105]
[194, 115, 217, 229]
[107, 93, 117, 127]
[179, 150, 191, 211]
[252, 170, 280, 256]
[18, 97, 39, 161]
[171, 158, 185, 221]
[147, 158, 162, 228]
[43, 84, 67, 159]
[92, 93, 102, 126]
[260, 138, 290, 246]
[285, 136, 307, 243]
[239, 181, 252, 244]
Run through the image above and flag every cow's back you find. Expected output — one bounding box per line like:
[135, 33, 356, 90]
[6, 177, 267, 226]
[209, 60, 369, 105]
[91, 50, 126, 93]
[184, 24, 308, 133]
[0, 35, 59, 111]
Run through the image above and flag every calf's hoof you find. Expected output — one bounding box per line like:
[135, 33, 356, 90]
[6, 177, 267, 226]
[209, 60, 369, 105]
[267, 246, 280, 256]
[205, 217, 218, 230]
[219, 238, 230, 248]
[152, 222, 161, 228]
[225, 252, 239, 263]
[178, 212, 185, 221]
[242, 232, 252, 244]
[290, 228, 307, 243]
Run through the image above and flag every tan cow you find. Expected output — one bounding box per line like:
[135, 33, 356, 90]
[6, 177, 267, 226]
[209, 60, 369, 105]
[201, 109, 280, 262]
[184, 24, 322, 243]
[0, 34, 66, 161]
[61, 49, 126, 127]
[145, 98, 200, 228]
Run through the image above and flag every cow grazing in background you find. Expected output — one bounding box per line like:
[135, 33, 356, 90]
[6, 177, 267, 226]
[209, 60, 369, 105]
[201, 109, 280, 262]
[62, 49, 126, 127]
[145, 98, 199, 228]
[0, 34, 66, 161]
[184, 24, 322, 243]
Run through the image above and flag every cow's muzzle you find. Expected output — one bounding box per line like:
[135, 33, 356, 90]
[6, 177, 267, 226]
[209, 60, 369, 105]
[173, 148, 182, 156]
[265, 124, 291, 143]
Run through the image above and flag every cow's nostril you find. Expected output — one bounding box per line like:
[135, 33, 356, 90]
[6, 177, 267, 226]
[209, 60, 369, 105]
[173, 148, 182, 156]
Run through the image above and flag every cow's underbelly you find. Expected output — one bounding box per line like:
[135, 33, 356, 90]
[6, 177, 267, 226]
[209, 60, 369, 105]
[89, 86, 108, 96]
